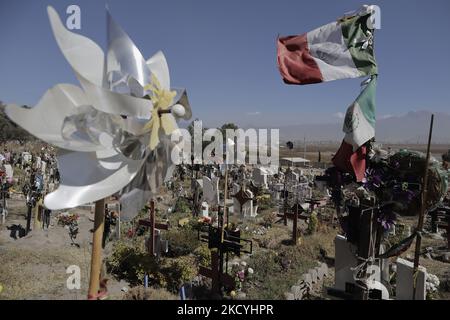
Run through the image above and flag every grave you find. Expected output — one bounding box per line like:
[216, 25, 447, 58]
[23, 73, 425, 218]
[396, 257, 427, 300]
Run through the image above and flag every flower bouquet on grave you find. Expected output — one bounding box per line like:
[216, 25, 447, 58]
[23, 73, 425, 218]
[57, 212, 79, 227]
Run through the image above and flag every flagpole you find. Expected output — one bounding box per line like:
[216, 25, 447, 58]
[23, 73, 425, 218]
[412, 114, 434, 300]
[88, 198, 106, 300]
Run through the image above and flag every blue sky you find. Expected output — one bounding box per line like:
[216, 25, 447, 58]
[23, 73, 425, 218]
[1, 0, 449, 128]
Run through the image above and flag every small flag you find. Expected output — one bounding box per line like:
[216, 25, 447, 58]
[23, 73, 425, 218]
[277, 6, 377, 85]
[343, 76, 377, 151]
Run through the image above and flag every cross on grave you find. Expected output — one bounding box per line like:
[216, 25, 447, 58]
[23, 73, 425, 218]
[198, 250, 235, 294]
[138, 200, 169, 256]
[276, 202, 308, 245]
[198, 206, 253, 295]
[304, 198, 322, 213]
[233, 188, 253, 207]
[233, 185, 257, 217]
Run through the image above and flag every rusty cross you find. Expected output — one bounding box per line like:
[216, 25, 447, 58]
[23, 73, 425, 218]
[138, 200, 169, 256]
[198, 250, 235, 294]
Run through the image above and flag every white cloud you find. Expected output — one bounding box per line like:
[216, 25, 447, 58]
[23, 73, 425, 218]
[246, 111, 261, 116]
[379, 114, 394, 120]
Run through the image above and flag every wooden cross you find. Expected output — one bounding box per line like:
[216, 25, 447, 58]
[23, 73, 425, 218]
[198, 250, 235, 294]
[304, 198, 322, 212]
[233, 188, 253, 208]
[138, 200, 169, 256]
[198, 206, 253, 295]
[277, 202, 308, 245]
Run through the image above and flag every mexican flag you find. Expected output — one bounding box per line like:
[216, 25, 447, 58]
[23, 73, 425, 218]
[343, 76, 377, 151]
[277, 6, 377, 85]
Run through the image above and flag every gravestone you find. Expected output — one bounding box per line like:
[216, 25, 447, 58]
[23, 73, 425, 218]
[291, 285, 303, 300]
[252, 167, 268, 189]
[233, 185, 257, 217]
[334, 235, 358, 291]
[302, 273, 313, 287]
[309, 268, 318, 284]
[284, 292, 295, 300]
[315, 266, 324, 281]
[203, 176, 219, 206]
[201, 201, 209, 217]
[396, 257, 427, 300]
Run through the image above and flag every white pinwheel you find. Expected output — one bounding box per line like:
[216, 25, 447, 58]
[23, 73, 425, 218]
[5, 7, 192, 219]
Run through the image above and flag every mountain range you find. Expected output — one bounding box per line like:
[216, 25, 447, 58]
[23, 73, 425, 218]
[265, 111, 450, 144]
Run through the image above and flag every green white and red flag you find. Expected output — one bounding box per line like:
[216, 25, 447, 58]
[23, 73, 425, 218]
[277, 6, 377, 85]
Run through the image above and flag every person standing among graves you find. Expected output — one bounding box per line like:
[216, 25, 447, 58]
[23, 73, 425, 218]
[43, 208, 51, 229]
[102, 205, 113, 248]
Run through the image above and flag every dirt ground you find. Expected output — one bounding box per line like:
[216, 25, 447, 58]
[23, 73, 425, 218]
[1, 184, 449, 300]
[0, 193, 128, 300]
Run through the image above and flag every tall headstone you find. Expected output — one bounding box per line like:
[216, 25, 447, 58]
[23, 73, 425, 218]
[252, 167, 268, 189]
[334, 235, 358, 291]
[203, 176, 219, 206]
[396, 258, 427, 300]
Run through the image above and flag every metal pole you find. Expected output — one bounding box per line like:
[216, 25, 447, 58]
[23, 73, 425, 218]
[87, 198, 106, 300]
[293, 203, 298, 245]
[150, 200, 155, 256]
[412, 114, 434, 300]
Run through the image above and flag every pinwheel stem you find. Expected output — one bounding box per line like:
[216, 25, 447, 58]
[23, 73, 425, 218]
[88, 199, 106, 300]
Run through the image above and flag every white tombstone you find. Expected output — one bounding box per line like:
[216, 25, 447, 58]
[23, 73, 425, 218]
[396, 258, 427, 300]
[232, 183, 241, 215]
[334, 235, 358, 291]
[22, 152, 32, 165]
[252, 167, 268, 189]
[201, 201, 209, 217]
[202, 176, 219, 206]
[35, 156, 42, 170]
[286, 171, 299, 184]
[4, 164, 13, 181]
[241, 189, 257, 217]
[41, 161, 47, 176]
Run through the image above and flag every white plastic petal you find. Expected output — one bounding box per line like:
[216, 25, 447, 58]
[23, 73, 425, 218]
[47, 6, 104, 87]
[77, 76, 153, 118]
[106, 8, 152, 88]
[5, 84, 106, 152]
[146, 51, 171, 90]
[44, 148, 145, 209]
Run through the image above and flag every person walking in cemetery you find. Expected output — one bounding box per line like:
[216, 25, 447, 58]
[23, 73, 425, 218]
[43, 208, 51, 229]
[102, 205, 112, 248]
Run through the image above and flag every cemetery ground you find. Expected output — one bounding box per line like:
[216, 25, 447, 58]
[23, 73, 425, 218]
[2, 184, 449, 300]
[1, 143, 450, 300]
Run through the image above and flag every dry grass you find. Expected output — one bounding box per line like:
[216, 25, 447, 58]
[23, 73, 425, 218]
[0, 246, 90, 300]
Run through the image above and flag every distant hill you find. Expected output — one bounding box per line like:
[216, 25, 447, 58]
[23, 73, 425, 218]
[274, 111, 450, 144]
[0, 102, 34, 142]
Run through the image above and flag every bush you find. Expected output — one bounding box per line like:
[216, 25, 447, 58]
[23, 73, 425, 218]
[106, 241, 165, 287]
[174, 197, 192, 214]
[123, 286, 178, 300]
[107, 241, 199, 293]
[162, 256, 198, 292]
[261, 212, 277, 228]
[307, 212, 318, 235]
[165, 225, 200, 257]
[193, 244, 211, 267]
[257, 195, 273, 211]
